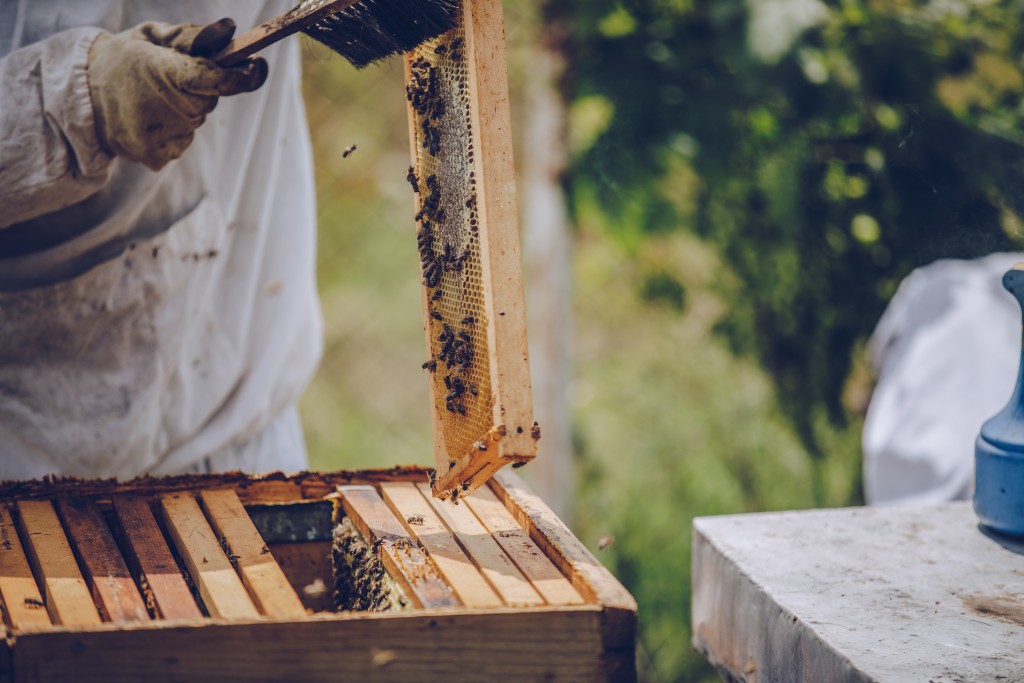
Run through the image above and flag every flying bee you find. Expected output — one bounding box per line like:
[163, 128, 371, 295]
[342, 144, 357, 158]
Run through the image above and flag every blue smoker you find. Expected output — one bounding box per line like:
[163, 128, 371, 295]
[976, 265, 1024, 536]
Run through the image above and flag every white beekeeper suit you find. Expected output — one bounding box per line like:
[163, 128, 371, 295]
[863, 252, 1024, 504]
[0, 1, 322, 479]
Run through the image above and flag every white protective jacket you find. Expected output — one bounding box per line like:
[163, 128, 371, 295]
[0, 1, 323, 479]
[863, 252, 1024, 504]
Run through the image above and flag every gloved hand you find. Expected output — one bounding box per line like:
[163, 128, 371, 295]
[87, 19, 268, 171]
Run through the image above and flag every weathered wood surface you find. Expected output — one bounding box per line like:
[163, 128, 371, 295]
[0, 505, 50, 630]
[338, 485, 458, 609]
[419, 483, 543, 607]
[199, 489, 306, 618]
[8, 608, 612, 682]
[15, 501, 101, 627]
[55, 498, 148, 623]
[693, 503, 1024, 683]
[463, 486, 583, 606]
[159, 493, 259, 620]
[379, 482, 502, 608]
[110, 495, 202, 620]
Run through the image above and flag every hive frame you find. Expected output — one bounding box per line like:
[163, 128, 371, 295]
[405, 0, 536, 500]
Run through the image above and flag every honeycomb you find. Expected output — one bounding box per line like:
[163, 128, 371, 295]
[407, 21, 493, 473]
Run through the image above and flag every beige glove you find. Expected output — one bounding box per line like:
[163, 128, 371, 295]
[87, 19, 268, 171]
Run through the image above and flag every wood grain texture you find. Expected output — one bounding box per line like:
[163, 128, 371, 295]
[110, 496, 202, 621]
[0, 505, 50, 630]
[490, 472, 637, 681]
[15, 500, 100, 627]
[379, 482, 502, 608]
[418, 484, 543, 607]
[9, 607, 613, 682]
[158, 493, 259, 620]
[465, 0, 536, 461]
[463, 486, 584, 606]
[55, 498, 148, 623]
[337, 486, 458, 609]
[199, 489, 305, 618]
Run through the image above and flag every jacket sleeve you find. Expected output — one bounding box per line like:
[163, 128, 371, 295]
[0, 27, 114, 230]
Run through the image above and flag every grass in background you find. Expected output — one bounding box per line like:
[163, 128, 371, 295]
[299, 21, 862, 682]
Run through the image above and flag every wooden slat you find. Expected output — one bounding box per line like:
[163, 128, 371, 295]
[0, 505, 50, 630]
[10, 607, 612, 682]
[199, 489, 305, 618]
[15, 500, 100, 627]
[463, 486, 584, 606]
[111, 495, 202, 620]
[466, 0, 536, 461]
[158, 493, 259, 620]
[490, 471, 638, 681]
[417, 484, 543, 607]
[56, 498, 148, 623]
[336, 485, 458, 609]
[379, 482, 503, 608]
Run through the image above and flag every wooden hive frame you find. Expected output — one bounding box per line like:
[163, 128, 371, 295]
[405, 0, 537, 500]
[0, 469, 636, 682]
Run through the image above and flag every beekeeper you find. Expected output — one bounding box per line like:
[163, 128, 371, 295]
[0, 2, 322, 479]
[863, 252, 1024, 504]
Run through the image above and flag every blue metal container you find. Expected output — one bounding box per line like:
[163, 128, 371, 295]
[975, 266, 1024, 536]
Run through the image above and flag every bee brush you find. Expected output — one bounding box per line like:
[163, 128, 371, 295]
[211, 0, 461, 69]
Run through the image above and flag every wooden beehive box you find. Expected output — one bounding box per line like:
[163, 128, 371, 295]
[0, 468, 636, 682]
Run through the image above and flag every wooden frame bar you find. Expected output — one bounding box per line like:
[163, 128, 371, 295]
[159, 493, 259, 620]
[199, 489, 306, 618]
[110, 495, 202, 620]
[55, 498, 148, 623]
[15, 500, 101, 627]
[0, 505, 50, 630]
[337, 486, 458, 609]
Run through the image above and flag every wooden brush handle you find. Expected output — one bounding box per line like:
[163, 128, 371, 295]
[212, 0, 360, 66]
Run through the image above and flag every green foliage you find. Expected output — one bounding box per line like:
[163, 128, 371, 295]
[558, 0, 1024, 460]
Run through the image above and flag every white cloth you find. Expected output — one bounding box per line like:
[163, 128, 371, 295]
[863, 252, 1024, 504]
[0, 1, 323, 478]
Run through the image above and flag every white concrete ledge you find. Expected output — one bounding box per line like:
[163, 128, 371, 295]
[692, 504, 1024, 682]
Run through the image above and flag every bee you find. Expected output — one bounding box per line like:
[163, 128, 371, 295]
[406, 515, 425, 525]
[461, 316, 475, 325]
[434, 43, 448, 55]
[446, 401, 457, 413]
[461, 481, 470, 491]
[531, 422, 542, 440]
[431, 289, 443, 301]
[435, 209, 446, 223]
[451, 38, 464, 50]
[23, 598, 44, 608]
[406, 166, 420, 193]
[474, 440, 487, 452]
[450, 488, 460, 503]
[421, 360, 437, 372]
[342, 144, 357, 158]
[511, 462, 527, 469]
[424, 263, 442, 288]
[456, 404, 467, 416]
[469, 383, 478, 396]
[457, 331, 471, 343]
[429, 310, 444, 321]
[448, 459, 456, 469]
[428, 469, 437, 486]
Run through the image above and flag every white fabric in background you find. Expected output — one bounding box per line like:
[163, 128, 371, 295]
[0, 1, 322, 478]
[863, 252, 1024, 504]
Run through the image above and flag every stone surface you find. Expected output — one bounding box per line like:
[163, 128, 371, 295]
[692, 503, 1024, 683]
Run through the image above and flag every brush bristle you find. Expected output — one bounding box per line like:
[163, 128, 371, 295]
[303, 0, 461, 68]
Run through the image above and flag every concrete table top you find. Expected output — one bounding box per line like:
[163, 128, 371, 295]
[692, 503, 1024, 683]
